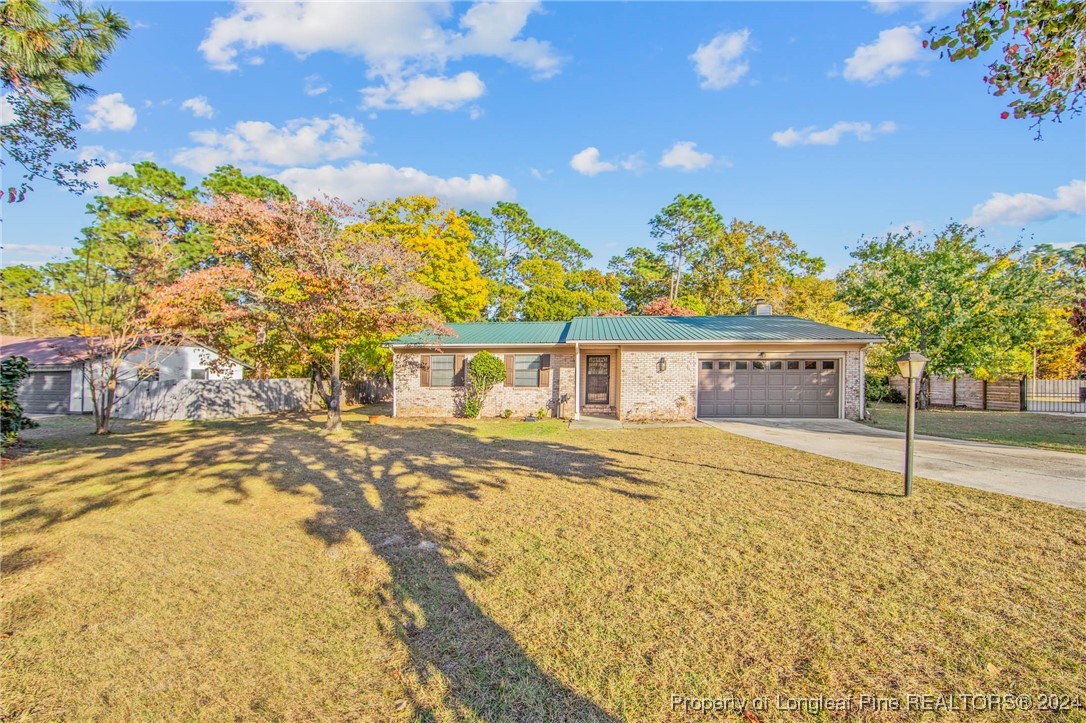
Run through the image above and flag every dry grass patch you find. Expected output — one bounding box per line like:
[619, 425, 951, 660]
[2, 411, 1084, 721]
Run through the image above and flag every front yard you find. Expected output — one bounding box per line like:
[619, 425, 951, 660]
[865, 403, 1086, 453]
[2, 411, 1084, 720]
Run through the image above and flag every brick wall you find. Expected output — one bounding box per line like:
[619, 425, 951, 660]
[843, 349, 864, 420]
[394, 350, 574, 417]
[618, 350, 698, 421]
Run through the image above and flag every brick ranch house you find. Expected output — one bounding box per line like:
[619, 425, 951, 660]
[388, 310, 884, 421]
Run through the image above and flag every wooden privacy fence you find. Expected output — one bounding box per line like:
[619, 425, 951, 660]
[346, 377, 392, 405]
[889, 375, 1024, 411]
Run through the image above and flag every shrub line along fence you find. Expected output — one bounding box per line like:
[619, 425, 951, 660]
[889, 375, 1025, 412]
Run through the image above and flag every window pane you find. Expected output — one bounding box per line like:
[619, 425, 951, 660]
[431, 354, 455, 387]
[804, 360, 817, 370]
[718, 361, 731, 370]
[514, 355, 541, 387]
[753, 361, 766, 370]
[735, 361, 748, 370]
[770, 361, 782, 370]
[189, 369, 206, 380]
[701, 360, 713, 370]
[787, 361, 799, 370]
[822, 360, 835, 370]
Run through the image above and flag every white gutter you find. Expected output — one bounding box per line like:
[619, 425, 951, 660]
[573, 342, 581, 421]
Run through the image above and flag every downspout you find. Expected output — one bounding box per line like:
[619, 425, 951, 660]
[573, 342, 581, 421]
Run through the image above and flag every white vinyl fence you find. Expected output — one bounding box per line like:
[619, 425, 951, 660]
[113, 379, 316, 421]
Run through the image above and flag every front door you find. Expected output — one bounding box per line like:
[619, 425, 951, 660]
[585, 355, 610, 405]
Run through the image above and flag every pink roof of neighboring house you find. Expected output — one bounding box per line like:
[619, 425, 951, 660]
[0, 336, 91, 366]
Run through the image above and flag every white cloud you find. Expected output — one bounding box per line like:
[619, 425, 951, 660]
[869, 1, 956, 21]
[362, 71, 485, 112]
[1, 93, 16, 124]
[200, 1, 562, 115]
[843, 25, 924, 83]
[966, 180, 1086, 227]
[84, 93, 137, 131]
[659, 141, 715, 171]
[690, 29, 751, 90]
[77, 146, 154, 195]
[570, 147, 616, 176]
[304, 74, 329, 96]
[180, 96, 215, 119]
[771, 120, 897, 147]
[172, 114, 368, 173]
[275, 161, 514, 208]
[569, 147, 642, 176]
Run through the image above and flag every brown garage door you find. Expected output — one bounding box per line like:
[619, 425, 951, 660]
[697, 358, 839, 418]
[17, 370, 71, 415]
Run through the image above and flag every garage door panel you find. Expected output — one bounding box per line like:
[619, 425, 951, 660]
[699, 357, 839, 418]
[18, 371, 71, 414]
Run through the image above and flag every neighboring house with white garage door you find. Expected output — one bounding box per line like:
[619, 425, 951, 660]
[388, 308, 884, 421]
[1, 336, 245, 415]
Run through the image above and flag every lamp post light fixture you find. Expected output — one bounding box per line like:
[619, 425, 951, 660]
[895, 351, 928, 497]
[657, 357, 667, 373]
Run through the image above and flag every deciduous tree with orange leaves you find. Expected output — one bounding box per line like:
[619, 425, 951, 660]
[155, 194, 441, 431]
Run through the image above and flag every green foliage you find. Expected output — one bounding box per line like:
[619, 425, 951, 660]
[201, 165, 294, 203]
[1, 356, 35, 450]
[1, 0, 129, 197]
[608, 247, 670, 311]
[865, 374, 904, 403]
[462, 350, 506, 418]
[928, 0, 1086, 132]
[80, 161, 208, 272]
[837, 223, 1054, 378]
[516, 259, 624, 321]
[0, 264, 74, 335]
[463, 202, 591, 320]
[502, 408, 513, 419]
[534, 407, 547, 420]
[649, 194, 724, 300]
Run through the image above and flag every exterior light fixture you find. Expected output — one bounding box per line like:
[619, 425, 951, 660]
[894, 351, 928, 497]
[657, 357, 667, 373]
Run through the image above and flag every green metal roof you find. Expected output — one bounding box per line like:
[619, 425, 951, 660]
[389, 315, 884, 346]
[390, 321, 569, 346]
[566, 315, 885, 342]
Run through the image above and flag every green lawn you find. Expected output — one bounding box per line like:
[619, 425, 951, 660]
[865, 403, 1086, 454]
[2, 411, 1084, 721]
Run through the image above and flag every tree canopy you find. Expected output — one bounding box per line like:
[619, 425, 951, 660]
[928, 0, 1086, 132]
[1, 0, 129, 198]
[837, 223, 1054, 381]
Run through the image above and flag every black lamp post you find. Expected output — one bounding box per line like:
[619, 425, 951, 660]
[895, 351, 928, 496]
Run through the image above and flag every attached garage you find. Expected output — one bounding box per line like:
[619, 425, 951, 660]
[698, 358, 839, 418]
[17, 369, 72, 415]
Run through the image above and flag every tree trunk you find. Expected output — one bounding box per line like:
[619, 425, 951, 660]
[323, 346, 342, 432]
[96, 381, 115, 434]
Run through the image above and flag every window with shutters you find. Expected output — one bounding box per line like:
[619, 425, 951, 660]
[514, 354, 541, 387]
[430, 354, 455, 387]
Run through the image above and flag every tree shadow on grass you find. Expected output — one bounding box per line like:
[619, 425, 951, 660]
[6, 414, 633, 720]
[621, 449, 901, 498]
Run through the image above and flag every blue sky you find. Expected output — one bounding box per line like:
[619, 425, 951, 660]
[3, 0, 1084, 274]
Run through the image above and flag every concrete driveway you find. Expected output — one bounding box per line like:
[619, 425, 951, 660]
[701, 418, 1086, 510]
